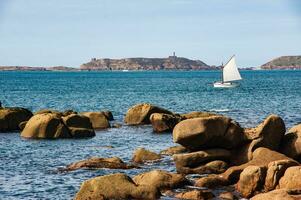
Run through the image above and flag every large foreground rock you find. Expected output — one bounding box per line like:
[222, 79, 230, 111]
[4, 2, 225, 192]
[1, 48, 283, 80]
[251, 189, 301, 200]
[125, 103, 173, 125]
[231, 115, 286, 165]
[21, 113, 70, 139]
[150, 113, 181, 132]
[133, 170, 188, 190]
[81, 112, 110, 129]
[222, 148, 295, 184]
[173, 116, 245, 150]
[75, 173, 159, 200]
[64, 157, 137, 171]
[0, 107, 33, 132]
[280, 124, 301, 162]
[279, 166, 301, 190]
[244, 115, 285, 151]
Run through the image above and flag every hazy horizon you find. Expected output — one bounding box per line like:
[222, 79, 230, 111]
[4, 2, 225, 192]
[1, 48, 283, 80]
[0, 0, 300, 68]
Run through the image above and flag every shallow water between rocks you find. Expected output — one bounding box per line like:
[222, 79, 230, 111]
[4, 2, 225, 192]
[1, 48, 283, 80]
[0, 70, 300, 199]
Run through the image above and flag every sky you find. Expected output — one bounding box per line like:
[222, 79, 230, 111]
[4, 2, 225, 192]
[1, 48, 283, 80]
[0, 0, 300, 68]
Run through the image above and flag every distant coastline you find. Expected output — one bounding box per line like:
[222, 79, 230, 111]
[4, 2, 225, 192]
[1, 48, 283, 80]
[1, 55, 301, 71]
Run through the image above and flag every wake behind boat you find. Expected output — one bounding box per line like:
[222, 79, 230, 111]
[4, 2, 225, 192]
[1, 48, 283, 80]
[213, 55, 242, 88]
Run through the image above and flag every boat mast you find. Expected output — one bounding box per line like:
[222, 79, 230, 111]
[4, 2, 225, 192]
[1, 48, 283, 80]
[221, 62, 224, 83]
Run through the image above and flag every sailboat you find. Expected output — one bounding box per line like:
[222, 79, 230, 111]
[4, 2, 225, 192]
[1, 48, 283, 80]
[213, 55, 242, 88]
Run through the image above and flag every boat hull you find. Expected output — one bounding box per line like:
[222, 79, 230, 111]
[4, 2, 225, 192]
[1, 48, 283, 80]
[213, 82, 239, 88]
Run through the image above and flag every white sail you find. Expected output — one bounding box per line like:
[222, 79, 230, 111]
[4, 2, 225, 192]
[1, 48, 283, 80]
[223, 56, 242, 82]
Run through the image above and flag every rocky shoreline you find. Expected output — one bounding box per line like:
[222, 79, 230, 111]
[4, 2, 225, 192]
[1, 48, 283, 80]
[1, 103, 301, 199]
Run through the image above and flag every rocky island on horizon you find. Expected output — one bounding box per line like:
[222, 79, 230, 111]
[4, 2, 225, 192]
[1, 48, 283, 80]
[1, 55, 301, 71]
[80, 53, 219, 71]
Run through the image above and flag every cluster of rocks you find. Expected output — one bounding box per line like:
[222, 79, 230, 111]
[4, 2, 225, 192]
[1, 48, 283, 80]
[0, 107, 114, 139]
[73, 103, 301, 199]
[2, 103, 301, 199]
[124, 103, 217, 133]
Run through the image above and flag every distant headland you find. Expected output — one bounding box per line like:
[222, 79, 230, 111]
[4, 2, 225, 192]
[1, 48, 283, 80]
[0, 66, 79, 71]
[260, 55, 301, 70]
[1, 54, 301, 71]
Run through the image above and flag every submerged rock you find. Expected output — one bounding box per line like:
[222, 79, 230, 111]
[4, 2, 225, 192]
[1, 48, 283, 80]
[150, 113, 181, 133]
[111, 123, 122, 128]
[132, 148, 161, 163]
[63, 157, 138, 171]
[0, 107, 33, 132]
[75, 173, 160, 200]
[81, 112, 110, 129]
[21, 113, 70, 139]
[124, 103, 173, 125]
[173, 116, 245, 150]
[133, 170, 189, 190]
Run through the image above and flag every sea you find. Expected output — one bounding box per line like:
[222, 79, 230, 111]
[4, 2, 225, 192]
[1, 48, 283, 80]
[0, 70, 300, 199]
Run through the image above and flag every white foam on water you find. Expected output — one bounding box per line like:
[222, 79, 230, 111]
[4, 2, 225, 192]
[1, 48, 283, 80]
[210, 109, 231, 112]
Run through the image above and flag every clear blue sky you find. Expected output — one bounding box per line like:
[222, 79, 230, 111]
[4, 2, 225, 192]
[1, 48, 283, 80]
[0, 0, 300, 67]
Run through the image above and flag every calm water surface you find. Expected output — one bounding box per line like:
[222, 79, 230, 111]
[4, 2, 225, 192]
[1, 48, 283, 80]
[0, 70, 300, 199]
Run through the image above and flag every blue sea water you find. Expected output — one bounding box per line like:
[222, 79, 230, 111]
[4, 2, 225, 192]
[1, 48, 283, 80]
[0, 70, 301, 199]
